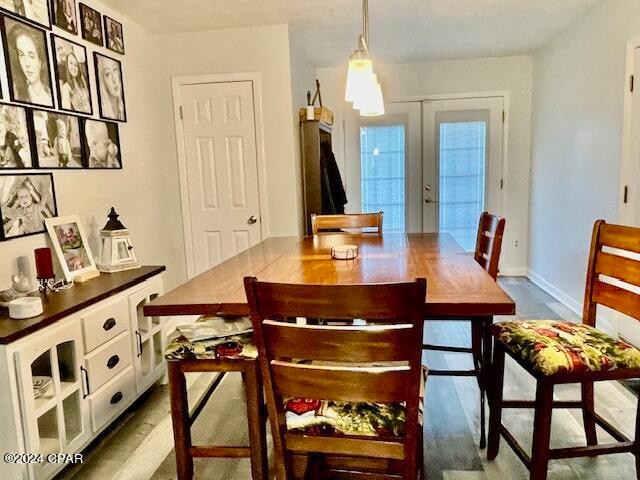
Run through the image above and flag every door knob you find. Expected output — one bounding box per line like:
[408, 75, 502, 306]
[424, 185, 432, 191]
[247, 215, 258, 225]
[425, 197, 438, 204]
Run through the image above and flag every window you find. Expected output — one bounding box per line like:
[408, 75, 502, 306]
[438, 121, 486, 251]
[360, 125, 406, 232]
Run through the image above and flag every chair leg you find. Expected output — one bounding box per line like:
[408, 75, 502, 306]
[581, 382, 597, 447]
[635, 392, 640, 479]
[244, 363, 269, 480]
[168, 362, 193, 480]
[530, 381, 554, 480]
[479, 316, 493, 449]
[487, 342, 505, 460]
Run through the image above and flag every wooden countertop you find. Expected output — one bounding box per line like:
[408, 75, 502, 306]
[0, 266, 166, 345]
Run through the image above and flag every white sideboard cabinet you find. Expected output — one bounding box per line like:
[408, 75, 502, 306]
[0, 266, 166, 480]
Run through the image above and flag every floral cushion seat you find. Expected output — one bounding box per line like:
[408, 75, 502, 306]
[165, 332, 257, 360]
[492, 320, 640, 376]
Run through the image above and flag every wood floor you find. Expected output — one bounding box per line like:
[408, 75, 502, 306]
[58, 277, 638, 480]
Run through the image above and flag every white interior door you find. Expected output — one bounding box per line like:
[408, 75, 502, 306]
[422, 97, 504, 251]
[178, 80, 262, 277]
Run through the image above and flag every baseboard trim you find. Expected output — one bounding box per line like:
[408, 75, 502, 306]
[499, 267, 528, 276]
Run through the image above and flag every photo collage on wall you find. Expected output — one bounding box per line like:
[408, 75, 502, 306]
[0, 0, 126, 240]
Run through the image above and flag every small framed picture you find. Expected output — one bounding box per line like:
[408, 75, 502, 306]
[79, 3, 101, 45]
[45, 214, 97, 281]
[32, 110, 83, 168]
[94, 52, 126, 121]
[0, 173, 57, 240]
[51, 0, 77, 34]
[0, 103, 36, 169]
[51, 34, 92, 114]
[82, 118, 120, 169]
[103, 15, 123, 54]
[0, 0, 51, 29]
[1, 15, 55, 108]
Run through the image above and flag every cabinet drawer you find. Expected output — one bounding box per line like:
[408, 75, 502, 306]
[85, 332, 132, 392]
[90, 367, 135, 432]
[82, 297, 130, 352]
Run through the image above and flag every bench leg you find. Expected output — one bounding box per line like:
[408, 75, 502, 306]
[245, 363, 269, 480]
[168, 362, 193, 480]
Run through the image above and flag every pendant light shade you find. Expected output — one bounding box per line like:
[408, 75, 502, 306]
[357, 76, 385, 117]
[344, 49, 373, 103]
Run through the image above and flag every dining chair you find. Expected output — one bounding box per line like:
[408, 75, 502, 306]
[244, 277, 426, 480]
[422, 211, 505, 448]
[310, 212, 383, 235]
[488, 220, 640, 480]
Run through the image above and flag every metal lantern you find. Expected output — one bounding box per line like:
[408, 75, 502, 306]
[97, 208, 140, 273]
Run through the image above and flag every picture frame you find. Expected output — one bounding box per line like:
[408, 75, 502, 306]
[50, 0, 77, 34]
[103, 15, 123, 54]
[82, 118, 121, 169]
[0, 173, 57, 241]
[0, 102, 37, 169]
[0, 0, 51, 29]
[51, 33, 92, 115]
[94, 52, 126, 122]
[45, 214, 98, 281]
[32, 109, 83, 168]
[79, 3, 101, 46]
[0, 15, 55, 108]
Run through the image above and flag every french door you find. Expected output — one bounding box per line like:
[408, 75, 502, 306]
[422, 97, 504, 251]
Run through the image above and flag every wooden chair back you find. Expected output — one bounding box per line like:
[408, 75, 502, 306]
[583, 220, 640, 327]
[474, 212, 506, 280]
[311, 212, 383, 235]
[244, 277, 426, 480]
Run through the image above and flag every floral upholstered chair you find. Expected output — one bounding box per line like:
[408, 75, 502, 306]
[488, 220, 640, 480]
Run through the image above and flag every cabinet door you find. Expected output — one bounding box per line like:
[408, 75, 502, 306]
[14, 319, 91, 479]
[129, 279, 165, 393]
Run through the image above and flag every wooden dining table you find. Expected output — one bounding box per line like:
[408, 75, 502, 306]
[144, 232, 515, 448]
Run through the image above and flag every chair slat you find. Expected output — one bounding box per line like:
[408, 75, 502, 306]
[311, 212, 383, 235]
[252, 282, 425, 320]
[593, 279, 640, 320]
[595, 251, 640, 288]
[599, 223, 640, 254]
[473, 212, 505, 280]
[285, 433, 404, 460]
[271, 362, 412, 403]
[263, 322, 415, 362]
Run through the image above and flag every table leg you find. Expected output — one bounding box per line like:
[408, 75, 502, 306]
[479, 315, 494, 449]
[168, 361, 193, 480]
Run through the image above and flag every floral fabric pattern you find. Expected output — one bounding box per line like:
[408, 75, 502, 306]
[165, 332, 257, 360]
[492, 320, 640, 376]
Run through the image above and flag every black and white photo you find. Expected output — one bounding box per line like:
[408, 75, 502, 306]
[104, 15, 123, 54]
[33, 110, 82, 168]
[1, 16, 54, 107]
[52, 34, 91, 114]
[0, 103, 34, 169]
[52, 0, 77, 34]
[82, 119, 120, 169]
[0, 0, 50, 29]
[0, 173, 57, 240]
[79, 3, 101, 46]
[94, 52, 126, 121]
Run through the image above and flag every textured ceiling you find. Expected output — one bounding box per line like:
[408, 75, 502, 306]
[102, 0, 604, 66]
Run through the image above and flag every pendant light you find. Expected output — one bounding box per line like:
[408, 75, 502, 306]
[344, 0, 384, 116]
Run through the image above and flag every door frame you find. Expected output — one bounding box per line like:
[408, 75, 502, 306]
[171, 72, 269, 279]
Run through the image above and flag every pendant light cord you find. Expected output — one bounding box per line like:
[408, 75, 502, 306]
[363, 0, 369, 46]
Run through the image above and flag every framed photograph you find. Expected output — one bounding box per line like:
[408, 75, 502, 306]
[33, 110, 82, 168]
[82, 118, 120, 169]
[79, 3, 100, 46]
[0, 103, 35, 169]
[103, 15, 123, 54]
[1, 15, 54, 108]
[0, 173, 57, 240]
[94, 52, 126, 121]
[0, 0, 51, 29]
[51, 34, 91, 114]
[51, 0, 77, 35]
[45, 214, 97, 281]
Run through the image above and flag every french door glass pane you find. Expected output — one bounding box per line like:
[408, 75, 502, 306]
[438, 121, 486, 251]
[360, 125, 405, 232]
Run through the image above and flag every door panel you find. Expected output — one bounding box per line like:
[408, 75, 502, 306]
[422, 98, 504, 250]
[180, 81, 262, 276]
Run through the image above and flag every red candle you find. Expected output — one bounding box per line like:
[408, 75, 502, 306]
[34, 248, 54, 279]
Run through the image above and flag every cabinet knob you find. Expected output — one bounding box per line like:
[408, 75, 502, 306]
[110, 391, 123, 404]
[103, 318, 117, 331]
[107, 354, 120, 369]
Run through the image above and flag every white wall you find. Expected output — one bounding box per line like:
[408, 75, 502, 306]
[316, 56, 533, 274]
[0, 1, 185, 291]
[152, 24, 299, 247]
[528, 0, 640, 314]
